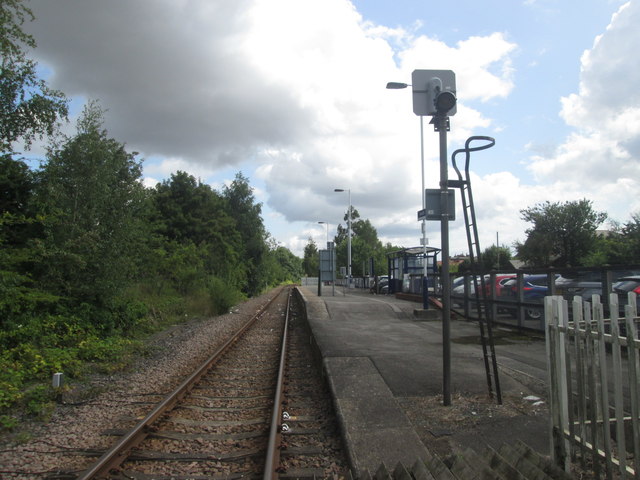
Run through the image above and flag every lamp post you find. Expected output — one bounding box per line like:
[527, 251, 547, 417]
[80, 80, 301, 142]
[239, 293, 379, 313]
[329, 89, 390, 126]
[386, 82, 429, 309]
[318, 221, 329, 246]
[334, 188, 351, 288]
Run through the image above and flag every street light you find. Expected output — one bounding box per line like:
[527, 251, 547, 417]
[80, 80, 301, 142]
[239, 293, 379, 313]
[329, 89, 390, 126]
[334, 188, 351, 288]
[386, 82, 409, 89]
[386, 81, 429, 310]
[318, 221, 329, 246]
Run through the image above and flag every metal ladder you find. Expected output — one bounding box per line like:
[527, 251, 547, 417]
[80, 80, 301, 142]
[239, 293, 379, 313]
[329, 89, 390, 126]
[448, 136, 502, 404]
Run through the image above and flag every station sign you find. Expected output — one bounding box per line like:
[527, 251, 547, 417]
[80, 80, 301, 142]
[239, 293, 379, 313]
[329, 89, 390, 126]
[424, 189, 456, 221]
[319, 248, 335, 282]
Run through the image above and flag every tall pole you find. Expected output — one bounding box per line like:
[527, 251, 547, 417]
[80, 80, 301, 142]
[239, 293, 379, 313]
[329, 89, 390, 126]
[387, 69, 456, 406]
[318, 221, 329, 246]
[436, 115, 452, 406]
[420, 116, 429, 309]
[347, 189, 352, 288]
[334, 189, 352, 288]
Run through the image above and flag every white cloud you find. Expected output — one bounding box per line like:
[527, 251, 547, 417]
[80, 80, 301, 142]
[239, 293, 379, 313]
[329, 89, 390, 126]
[528, 1, 640, 223]
[240, 3, 517, 238]
[398, 32, 516, 102]
[28, 0, 310, 166]
[26, 0, 521, 255]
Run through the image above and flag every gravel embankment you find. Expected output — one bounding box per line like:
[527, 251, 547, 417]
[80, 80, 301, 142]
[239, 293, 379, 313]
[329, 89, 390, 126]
[0, 291, 276, 479]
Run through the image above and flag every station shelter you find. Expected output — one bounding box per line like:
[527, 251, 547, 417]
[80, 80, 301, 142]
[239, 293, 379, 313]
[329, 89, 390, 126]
[386, 246, 440, 295]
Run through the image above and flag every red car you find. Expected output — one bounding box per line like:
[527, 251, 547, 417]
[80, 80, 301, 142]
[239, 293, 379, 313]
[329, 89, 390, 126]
[484, 274, 516, 297]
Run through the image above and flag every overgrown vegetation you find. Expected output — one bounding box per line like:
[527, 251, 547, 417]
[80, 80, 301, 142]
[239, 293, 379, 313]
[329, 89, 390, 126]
[0, 2, 302, 426]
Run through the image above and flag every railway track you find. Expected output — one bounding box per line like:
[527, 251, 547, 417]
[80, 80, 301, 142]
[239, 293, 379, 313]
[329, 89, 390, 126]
[77, 286, 349, 479]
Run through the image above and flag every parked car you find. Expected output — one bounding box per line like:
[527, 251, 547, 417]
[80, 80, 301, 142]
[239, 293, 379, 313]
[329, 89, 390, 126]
[450, 275, 516, 313]
[502, 274, 558, 320]
[370, 275, 389, 294]
[489, 274, 517, 297]
[555, 275, 603, 302]
[611, 275, 640, 314]
[450, 276, 478, 309]
[556, 269, 640, 303]
[451, 275, 479, 296]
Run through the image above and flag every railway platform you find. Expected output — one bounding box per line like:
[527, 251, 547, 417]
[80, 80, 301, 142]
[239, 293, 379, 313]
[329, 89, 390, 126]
[297, 285, 551, 477]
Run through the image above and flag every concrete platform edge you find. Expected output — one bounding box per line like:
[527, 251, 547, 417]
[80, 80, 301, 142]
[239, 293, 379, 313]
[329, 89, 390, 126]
[295, 287, 430, 477]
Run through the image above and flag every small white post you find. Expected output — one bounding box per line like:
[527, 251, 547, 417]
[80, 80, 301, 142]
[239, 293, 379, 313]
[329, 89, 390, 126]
[52, 372, 64, 388]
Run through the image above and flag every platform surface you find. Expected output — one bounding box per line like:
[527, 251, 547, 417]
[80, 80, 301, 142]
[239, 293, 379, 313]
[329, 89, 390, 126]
[297, 285, 550, 476]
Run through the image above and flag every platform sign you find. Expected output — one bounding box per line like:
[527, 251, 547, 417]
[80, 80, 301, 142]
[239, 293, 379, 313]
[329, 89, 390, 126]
[425, 189, 455, 221]
[319, 249, 335, 282]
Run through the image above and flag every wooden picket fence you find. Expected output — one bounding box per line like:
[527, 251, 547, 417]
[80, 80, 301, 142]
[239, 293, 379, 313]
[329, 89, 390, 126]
[545, 292, 640, 479]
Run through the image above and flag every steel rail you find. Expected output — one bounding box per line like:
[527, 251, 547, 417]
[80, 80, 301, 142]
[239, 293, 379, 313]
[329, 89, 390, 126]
[263, 289, 292, 479]
[78, 286, 286, 480]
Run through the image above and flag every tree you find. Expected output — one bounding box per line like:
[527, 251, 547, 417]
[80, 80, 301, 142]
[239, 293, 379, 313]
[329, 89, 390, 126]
[152, 171, 226, 244]
[334, 207, 390, 276]
[515, 199, 607, 267]
[0, 154, 40, 249]
[0, 154, 32, 215]
[273, 245, 303, 281]
[458, 245, 513, 273]
[620, 213, 640, 264]
[263, 242, 303, 285]
[149, 171, 244, 288]
[302, 237, 319, 276]
[334, 206, 360, 248]
[0, 2, 67, 323]
[350, 221, 382, 276]
[587, 213, 640, 266]
[223, 172, 268, 296]
[480, 245, 513, 271]
[1, 0, 35, 56]
[34, 102, 148, 325]
[0, 153, 53, 332]
[1, 0, 68, 153]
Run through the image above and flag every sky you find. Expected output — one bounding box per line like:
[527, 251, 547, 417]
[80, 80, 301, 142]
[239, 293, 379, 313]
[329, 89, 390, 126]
[22, 0, 640, 258]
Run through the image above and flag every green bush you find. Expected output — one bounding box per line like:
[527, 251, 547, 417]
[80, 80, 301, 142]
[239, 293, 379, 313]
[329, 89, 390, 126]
[0, 359, 25, 410]
[22, 384, 55, 418]
[13, 343, 81, 378]
[0, 276, 244, 420]
[77, 335, 140, 364]
[0, 414, 19, 431]
[208, 276, 244, 315]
